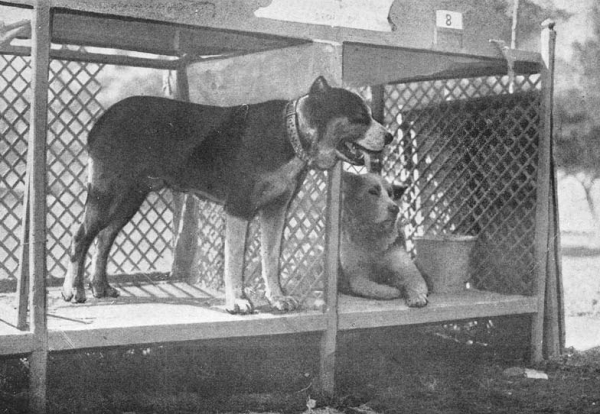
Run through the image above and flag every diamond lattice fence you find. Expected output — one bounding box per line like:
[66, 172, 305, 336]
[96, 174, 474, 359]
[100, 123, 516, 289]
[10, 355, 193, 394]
[193, 170, 327, 306]
[1, 52, 542, 301]
[377, 75, 541, 295]
[0, 52, 174, 284]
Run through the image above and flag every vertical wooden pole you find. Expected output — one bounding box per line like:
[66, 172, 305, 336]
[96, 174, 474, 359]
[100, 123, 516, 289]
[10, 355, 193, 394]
[511, 0, 520, 49]
[16, 179, 30, 330]
[318, 44, 344, 398]
[170, 57, 201, 280]
[370, 84, 385, 174]
[543, 160, 564, 357]
[531, 20, 556, 364]
[371, 84, 385, 124]
[27, 0, 51, 412]
[320, 162, 342, 397]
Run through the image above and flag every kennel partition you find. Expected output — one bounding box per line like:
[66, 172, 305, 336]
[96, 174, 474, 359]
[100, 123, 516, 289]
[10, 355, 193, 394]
[0, 1, 561, 412]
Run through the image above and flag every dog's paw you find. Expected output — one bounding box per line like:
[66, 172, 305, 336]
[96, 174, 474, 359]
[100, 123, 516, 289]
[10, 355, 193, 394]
[63, 287, 87, 303]
[89, 283, 120, 299]
[269, 295, 299, 312]
[226, 298, 254, 315]
[405, 292, 428, 308]
[61, 288, 73, 302]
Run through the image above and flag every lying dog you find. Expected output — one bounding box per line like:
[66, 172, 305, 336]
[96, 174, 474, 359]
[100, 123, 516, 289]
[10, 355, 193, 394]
[340, 172, 428, 307]
[63, 77, 392, 314]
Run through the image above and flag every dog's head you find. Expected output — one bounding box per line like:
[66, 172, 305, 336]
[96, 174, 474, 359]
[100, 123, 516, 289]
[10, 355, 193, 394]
[298, 77, 393, 170]
[342, 172, 407, 245]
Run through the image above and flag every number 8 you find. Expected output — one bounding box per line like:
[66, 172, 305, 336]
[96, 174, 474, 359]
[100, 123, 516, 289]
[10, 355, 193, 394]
[446, 14, 452, 26]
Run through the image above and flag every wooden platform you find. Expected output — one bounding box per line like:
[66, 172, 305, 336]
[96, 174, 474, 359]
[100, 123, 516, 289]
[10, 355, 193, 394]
[0, 281, 537, 355]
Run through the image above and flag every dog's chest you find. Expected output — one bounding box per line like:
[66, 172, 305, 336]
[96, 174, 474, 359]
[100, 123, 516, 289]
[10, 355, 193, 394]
[249, 158, 307, 208]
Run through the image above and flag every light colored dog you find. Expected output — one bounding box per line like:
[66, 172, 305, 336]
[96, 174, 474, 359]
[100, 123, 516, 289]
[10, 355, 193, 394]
[340, 172, 428, 307]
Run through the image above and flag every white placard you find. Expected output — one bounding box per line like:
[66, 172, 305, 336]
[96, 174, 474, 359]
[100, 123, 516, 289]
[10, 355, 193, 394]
[436, 10, 463, 30]
[254, 0, 395, 32]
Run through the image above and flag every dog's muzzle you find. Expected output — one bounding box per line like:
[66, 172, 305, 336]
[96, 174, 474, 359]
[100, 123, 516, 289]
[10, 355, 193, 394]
[337, 123, 392, 167]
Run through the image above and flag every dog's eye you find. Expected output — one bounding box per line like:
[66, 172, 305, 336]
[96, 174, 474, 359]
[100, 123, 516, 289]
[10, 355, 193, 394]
[368, 188, 379, 197]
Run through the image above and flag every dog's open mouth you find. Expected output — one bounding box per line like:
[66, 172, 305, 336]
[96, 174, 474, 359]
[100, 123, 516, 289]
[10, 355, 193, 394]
[337, 141, 382, 166]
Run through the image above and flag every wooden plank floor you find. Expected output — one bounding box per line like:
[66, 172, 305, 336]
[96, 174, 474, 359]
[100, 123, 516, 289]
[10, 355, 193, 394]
[0, 280, 538, 354]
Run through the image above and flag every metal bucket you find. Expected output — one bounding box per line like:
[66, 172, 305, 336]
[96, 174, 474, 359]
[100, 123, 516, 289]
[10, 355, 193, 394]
[415, 234, 477, 293]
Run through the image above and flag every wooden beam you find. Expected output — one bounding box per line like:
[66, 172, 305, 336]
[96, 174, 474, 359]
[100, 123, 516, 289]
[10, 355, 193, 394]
[543, 160, 564, 358]
[0, 331, 36, 355]
[48, 313, 328, 351]
[338, 292, 538, 330]
[27, 1, 50, 412]
[170, 57, 201, 281]
[0, 45, 180, 69]
[530, 20, 556, 364]
[16, 178, 30, 330]
[319, 162, 342, 397]
[343, 43, 541, 87]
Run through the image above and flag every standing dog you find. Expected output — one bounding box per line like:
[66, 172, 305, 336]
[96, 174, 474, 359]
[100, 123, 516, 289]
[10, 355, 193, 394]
[340, 172, 428, 307]
[63, 77, 392, 314]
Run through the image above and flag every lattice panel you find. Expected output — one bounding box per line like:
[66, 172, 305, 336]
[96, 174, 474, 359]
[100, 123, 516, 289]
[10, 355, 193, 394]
[0, 51, 174, 282]
[379, 75, 541, 295]
[0, 54, 30, 281]
[1, 49, 542, 301]
[193, 170, 327, 306]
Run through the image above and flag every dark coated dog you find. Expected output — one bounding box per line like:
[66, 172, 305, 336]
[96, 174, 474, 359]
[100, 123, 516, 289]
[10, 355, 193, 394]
[340, 172, 428, 307]
[63, 77, 392, 314]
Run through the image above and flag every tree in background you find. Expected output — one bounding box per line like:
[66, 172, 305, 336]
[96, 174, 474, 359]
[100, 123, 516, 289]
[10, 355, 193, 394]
[554, 4, 600, 233]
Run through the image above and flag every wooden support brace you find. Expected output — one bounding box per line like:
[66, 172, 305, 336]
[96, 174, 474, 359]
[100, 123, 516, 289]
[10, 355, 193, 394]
[169, 42, 201, 281]
[319, 162, 342, 397]
[370, 84, 385, 174]
[0, 19, 31, 48]
[530, 19, 556, 364]
[26, 1, 51, 413]
[16, 179, 30, 330]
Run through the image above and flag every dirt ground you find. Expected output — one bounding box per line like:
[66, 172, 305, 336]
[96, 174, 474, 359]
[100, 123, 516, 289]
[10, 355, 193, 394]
[1, 322, 599, 414]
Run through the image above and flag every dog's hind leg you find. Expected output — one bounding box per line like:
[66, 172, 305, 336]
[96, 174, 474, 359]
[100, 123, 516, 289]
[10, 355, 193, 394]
[63, 221, 99, 303]
[89, 190, 148, 299]
[224, 213, 253, 314]
[259, 195, 299, 312]
[63, 187, 110, 303]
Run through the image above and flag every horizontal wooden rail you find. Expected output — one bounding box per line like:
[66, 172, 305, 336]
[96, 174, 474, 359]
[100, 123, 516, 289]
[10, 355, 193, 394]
[1, 285, 537, 354]
[0, 44, 181, 69]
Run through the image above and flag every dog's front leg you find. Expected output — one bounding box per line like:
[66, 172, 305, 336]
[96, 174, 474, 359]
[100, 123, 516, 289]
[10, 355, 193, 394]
[259, 197, 299, 312]
[224, 213, 253, 314]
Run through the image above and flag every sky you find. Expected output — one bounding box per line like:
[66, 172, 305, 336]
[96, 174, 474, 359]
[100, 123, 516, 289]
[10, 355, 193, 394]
[550, 0, 593, 60]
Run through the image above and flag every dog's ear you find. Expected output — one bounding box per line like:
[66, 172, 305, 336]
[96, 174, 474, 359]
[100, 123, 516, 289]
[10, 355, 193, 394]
[392, 182, 409, 201]
[342, 171, 361, 195]
[309, 76, 331, 95]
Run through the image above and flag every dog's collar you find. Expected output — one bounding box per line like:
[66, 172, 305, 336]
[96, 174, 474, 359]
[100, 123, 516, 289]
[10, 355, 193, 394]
[285, 99, 313, 164]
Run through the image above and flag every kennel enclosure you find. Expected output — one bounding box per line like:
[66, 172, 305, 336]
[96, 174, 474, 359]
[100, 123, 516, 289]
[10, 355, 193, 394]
[0, 1, 561, 412]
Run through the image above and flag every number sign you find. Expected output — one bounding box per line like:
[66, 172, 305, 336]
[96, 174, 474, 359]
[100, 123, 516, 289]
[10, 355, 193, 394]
[436, 10, 463, 30]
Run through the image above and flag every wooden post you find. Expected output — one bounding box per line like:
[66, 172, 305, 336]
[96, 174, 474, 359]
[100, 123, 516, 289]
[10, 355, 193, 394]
[27, 0, 51, 412]
[530, 20, 556, 364]
[543, 158, 565, 357]
[370, 84, 385, 173]
[319, 162, 342, 397]
[16, 179, 30, 330]
[170, 57, 201, 280]
[541, 18, 564, 357]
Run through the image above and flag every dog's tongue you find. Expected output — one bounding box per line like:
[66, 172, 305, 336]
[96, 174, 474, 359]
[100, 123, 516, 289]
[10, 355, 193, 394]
[363, 151, 372, 170]
[362, 151, 383, 173]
